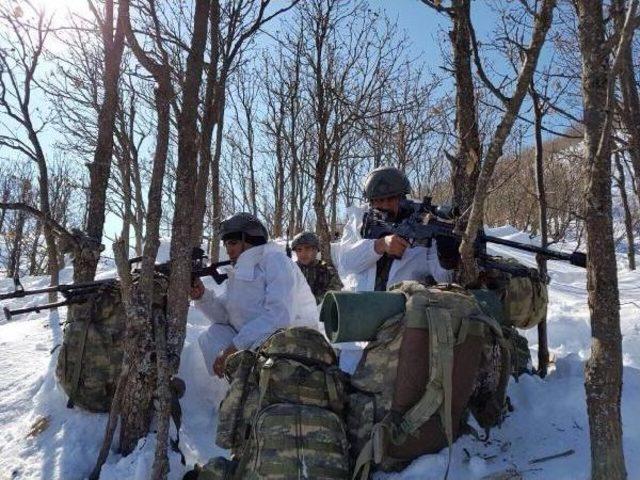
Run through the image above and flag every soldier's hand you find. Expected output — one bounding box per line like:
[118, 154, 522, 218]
[213, 345, 238, 378]
[375, 234, 409, 258]
[190, 278, 205, 300]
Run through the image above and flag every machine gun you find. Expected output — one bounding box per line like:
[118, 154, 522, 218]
[1, 247, 232, 321]
[0, 276, 118, 321]
[361, 197, 587, 271]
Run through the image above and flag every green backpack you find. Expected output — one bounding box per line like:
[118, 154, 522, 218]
[55, 275, 168, 412]
[212, 327, 351, 480]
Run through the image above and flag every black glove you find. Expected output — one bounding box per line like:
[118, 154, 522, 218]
[435, 235, 461, 270]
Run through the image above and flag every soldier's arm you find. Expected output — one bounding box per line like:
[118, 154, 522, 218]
[340, 209, 382, 273]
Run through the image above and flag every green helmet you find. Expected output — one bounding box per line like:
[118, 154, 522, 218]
[220, 212, 268, 240]
[363, 166, 411, 200]
[291, 231, 320, 250]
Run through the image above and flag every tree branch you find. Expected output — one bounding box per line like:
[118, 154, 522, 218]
[0, 202, 77, 247]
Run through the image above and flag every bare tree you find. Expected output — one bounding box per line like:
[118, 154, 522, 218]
[91, 0, 177, 477]
[614, 152, 636, 270]
[0, 3, 60, 300]
[79, 0, 126, 282]
[573, 1, 638, 477]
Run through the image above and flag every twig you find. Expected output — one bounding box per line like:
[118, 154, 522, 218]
[528, 448, 575, 464]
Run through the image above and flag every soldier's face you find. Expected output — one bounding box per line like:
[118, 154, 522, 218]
[371, 195, 402, 218]
[294, 245, 317, 265]
[224, 239, 250, 264]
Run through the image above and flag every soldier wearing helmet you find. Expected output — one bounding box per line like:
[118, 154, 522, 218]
[191, 212, 319, 378]
[291, 231, 343, 304]
[338, 166, 454, 292]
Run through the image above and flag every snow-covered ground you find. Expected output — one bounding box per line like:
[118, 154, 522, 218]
[1, 227, 639, 480]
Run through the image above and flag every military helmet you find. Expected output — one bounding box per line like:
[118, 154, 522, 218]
[363, 166, 411, 200]
[220, 212, 269, 240]
[291, 231, 320, 250]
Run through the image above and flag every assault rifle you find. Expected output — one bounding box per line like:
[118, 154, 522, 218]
[361, 197, 587, 272]
[128, 247, 231, 285]
[1, 247, 232, 321]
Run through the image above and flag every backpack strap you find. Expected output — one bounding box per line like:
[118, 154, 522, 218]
[400, 306, 454, 479]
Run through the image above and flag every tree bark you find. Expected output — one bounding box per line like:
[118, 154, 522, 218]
[192, 0, 221, 247]
[573, 0, 637, 477]
[449, 0, 482, 212]
[0, 184, 9, 233]
[7, 183, 30, 278]
[28, 219, 42, 275]
[166, 0, 211, 373]
[532, 87, 550, 377]
[80, 0, 126, 282]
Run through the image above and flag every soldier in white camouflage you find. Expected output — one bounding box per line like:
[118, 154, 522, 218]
[292, 231, 343, 304]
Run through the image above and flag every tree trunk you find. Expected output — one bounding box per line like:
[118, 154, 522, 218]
[273, 98, 286, 238]
[29, 219, 42, 275]
[0, 184, 9, 233]
[80, 0, 126, 282]
[130, 140, 146, 256]
[574, 1, 629, 477]
[191, 0, 220, 247]
[532, 88, 550, 377]
[450, 0, 482, 212]
[209, 86, 226, 262]
[8, 211, 26, 278]
[166, 0, 211, 374]
[330, 146, 340, 236]
[614, 153, 635, 270]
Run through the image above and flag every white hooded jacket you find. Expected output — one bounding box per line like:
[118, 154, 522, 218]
[338, 205, 453, 291]
[195, 242, 319, 374]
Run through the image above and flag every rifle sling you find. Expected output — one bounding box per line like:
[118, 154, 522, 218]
[66, 293, 99, 409]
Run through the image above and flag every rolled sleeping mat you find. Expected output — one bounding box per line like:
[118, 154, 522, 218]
[320, 291, 406, 343]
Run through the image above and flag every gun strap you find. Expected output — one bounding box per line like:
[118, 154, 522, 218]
[170, 383, 186, 465]
[67, 293, 99, 409]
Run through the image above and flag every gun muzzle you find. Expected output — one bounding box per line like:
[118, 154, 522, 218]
[320, 291, 406, 343]
[570, 251, 587, 268]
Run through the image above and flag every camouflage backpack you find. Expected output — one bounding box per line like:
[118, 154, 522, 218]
[348, 282, 510, 479]
[209, 327, 350, 480]
[55, 275, 168, 412]
[479, 255, 548, 330]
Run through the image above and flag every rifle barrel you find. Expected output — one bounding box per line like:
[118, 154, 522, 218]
[0, 279, 117, 301]
[482, 234, 586, 267]
[3, 297, 87, 321]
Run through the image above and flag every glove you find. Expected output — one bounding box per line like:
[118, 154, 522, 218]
[435, 235, 461, 270]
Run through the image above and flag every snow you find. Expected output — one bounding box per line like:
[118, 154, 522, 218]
[1, 229, 640, 479]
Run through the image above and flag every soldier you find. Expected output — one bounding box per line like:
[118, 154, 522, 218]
[339, 166, 459, 292]
[190, 212, 318, 378]
[291, 231, 343, 304]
